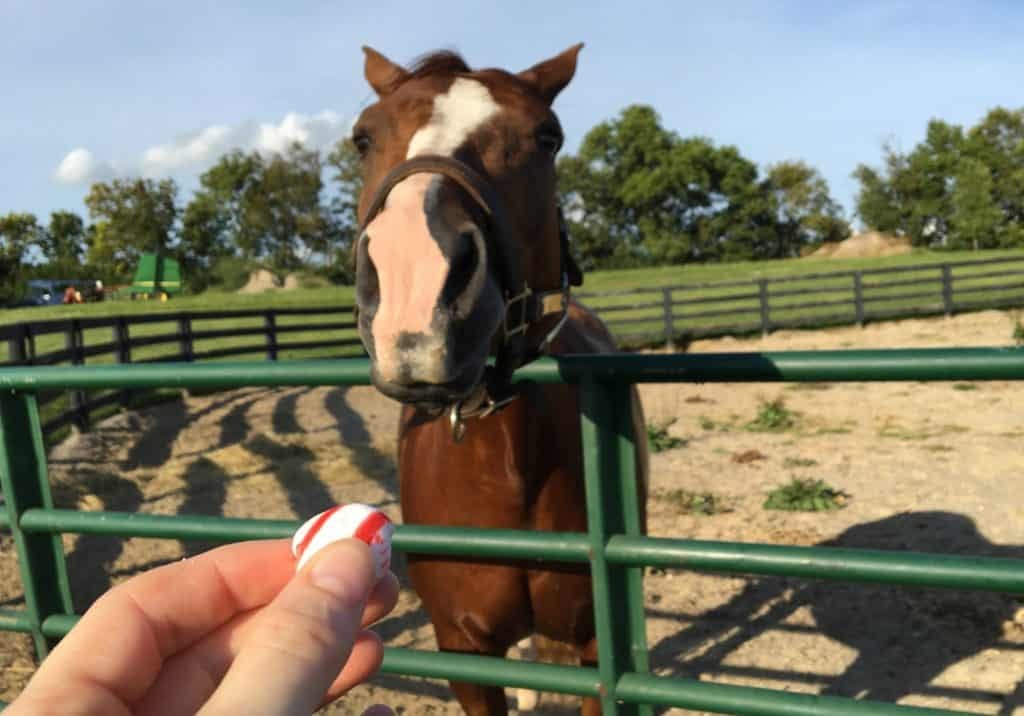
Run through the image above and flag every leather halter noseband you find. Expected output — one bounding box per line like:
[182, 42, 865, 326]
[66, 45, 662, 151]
[354, 154, 581, 437]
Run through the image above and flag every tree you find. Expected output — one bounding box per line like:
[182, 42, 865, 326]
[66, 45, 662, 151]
[852, 110, 1024, 250]
[84, 178, 179, 276]
[324, 138, 364, 283]
[557, 104, 834, 268]
[766, 161, 850, 255]
[0, 213, 42, 302]
[181, 144, 338, 282]
[40, 210, 86, 268]
[950, 158, 1002, 250]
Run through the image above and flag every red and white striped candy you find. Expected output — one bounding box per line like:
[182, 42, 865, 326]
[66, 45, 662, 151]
[291, 504, 394, 580]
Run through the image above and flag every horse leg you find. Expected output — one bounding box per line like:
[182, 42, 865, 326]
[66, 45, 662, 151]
[433, 621, 511, 716]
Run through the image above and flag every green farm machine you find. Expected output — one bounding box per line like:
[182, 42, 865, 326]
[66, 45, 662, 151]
[129, 253, 182, 300]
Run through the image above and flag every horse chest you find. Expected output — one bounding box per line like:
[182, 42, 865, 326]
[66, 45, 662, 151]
[398, 405, 545, 529]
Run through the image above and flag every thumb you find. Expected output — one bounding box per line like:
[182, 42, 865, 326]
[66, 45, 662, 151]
[198, 538, 377, 716]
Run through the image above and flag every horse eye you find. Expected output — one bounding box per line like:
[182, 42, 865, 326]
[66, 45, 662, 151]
[537, 131, 562, 157]
[352, 131, 373, 157]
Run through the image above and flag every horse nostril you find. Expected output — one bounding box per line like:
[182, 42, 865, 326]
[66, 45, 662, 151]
[442, 229, 485, 315]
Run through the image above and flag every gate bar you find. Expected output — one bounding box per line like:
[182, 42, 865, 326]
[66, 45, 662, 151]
[3, 347, 1024, 390]
[16, 508, 1024, 593]
[3, 611, 974, 716]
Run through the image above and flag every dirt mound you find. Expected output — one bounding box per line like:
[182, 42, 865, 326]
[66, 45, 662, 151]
[237, 270, 304, 294]
[237, 269, 281, 294]
[810, 230, 912, 259]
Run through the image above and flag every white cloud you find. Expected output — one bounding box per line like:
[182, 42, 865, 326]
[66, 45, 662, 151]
[255, 110, 348, 155]
[52, 110, 353, 185]
[53, 148, 115, 185]
[141, 124, 234, 175]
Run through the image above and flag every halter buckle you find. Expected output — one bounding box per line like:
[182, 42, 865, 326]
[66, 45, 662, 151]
[503, 286, 533, 339]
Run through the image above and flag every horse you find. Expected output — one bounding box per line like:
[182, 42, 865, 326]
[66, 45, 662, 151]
[350, 44, 649, 715]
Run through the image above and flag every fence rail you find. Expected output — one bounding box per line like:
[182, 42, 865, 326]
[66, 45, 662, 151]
[576, 254, 1024, 347]
[6, 254, 1024, 433]
[3, 349, 1024, 714]
[0, 304, 363, 438]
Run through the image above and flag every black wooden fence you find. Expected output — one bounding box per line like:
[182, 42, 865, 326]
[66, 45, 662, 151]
[0, 306, 362, 438]
[5, 255, 1024, 437]
[576, 255, 1024, 348]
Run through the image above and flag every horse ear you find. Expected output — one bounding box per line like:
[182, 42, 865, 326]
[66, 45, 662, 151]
[362, 46, 409, 96]
[517, 43, 584, 104]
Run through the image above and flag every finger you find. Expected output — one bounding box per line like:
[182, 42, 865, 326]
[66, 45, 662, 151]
[18, 540, 295, 707]
[137, 570, 399, 716]
[197, 539, 378, 716]
[361, 706, 395, 716]
[316, 630, 385, 710]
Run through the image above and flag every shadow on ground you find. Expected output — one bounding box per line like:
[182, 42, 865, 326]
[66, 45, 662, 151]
[649, 510, 1024, 714]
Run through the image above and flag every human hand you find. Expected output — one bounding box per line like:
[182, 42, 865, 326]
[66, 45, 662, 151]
[8, 537, 399, 715]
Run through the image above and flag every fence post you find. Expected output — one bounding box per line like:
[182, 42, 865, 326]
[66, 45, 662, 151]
[757, 279, 771, 336]
[0, 392, 75, 659]
[265, 310, 278, 361]
[65, 321, 88, 432]
[853, 271, 865, 327]
[941, 264, 954, 317]
[661, 287, 675, 351]
[177, 314, 194, 362]
[6, 324, 27, 365]
[580, 380, 651, 716]
[25, 323, 36, 364]
[113, 317, 133, 408]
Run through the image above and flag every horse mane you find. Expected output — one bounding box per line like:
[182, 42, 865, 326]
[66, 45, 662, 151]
[378, 50, 472, 93]
[408, 50, 471, 76]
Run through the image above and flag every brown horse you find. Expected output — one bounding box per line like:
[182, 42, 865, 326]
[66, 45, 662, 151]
[351, 44, 648, 715]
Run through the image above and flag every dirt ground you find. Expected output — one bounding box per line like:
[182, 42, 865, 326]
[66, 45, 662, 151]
[4, 309, 1024, 714]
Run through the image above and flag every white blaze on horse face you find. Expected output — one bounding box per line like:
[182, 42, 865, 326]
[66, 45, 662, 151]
[366, 174, 449, 384]
[406, 78, 501, 159]
[366, 78, 501, 385]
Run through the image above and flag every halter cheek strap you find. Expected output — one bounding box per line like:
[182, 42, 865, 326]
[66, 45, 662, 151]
[355, 154, 581, 434]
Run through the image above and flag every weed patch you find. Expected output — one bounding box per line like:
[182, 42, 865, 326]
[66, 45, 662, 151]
[764, 479, 848, 512]
[647, 419, 687, 453]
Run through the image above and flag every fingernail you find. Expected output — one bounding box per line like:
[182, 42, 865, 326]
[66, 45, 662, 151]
[310, 540, 372, 609]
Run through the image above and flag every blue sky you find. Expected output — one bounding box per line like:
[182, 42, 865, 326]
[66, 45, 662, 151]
[3, 0, 1023, 230]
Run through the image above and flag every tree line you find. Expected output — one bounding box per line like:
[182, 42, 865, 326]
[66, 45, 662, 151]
[3, 102, 1022, 303]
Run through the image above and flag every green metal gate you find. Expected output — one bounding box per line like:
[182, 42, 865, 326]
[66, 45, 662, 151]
[3, 349, 1024, 715]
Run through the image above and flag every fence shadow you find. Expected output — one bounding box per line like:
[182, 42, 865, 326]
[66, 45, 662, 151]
[324, 387, 398, 501]
[178, 456, 230, 558]
[649, 510, 1024, 712]
[61, 470, 144, 612]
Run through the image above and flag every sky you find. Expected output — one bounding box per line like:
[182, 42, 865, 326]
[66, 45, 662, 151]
[3, 0, 1024, 230]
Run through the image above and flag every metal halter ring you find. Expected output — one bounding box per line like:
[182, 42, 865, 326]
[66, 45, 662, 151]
[449, 402, 467, 443]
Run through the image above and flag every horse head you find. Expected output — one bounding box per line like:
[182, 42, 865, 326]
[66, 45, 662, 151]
[351, 45, 584, 411]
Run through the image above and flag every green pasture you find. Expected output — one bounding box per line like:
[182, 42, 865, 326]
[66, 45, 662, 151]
[575, 249, 1024, 343]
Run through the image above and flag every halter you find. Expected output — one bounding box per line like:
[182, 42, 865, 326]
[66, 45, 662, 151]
[354, 154, 581, 440]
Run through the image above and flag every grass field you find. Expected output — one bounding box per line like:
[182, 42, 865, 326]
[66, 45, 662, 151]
[575, 249, 1024, 343]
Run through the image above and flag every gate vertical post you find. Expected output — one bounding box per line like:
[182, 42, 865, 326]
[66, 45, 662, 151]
[0, 392, 74, 659]
[580, 380, 651, 716]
